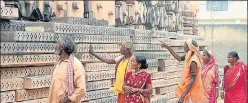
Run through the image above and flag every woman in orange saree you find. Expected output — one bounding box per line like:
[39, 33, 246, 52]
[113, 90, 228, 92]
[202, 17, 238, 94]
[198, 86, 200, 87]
[123, 56, 152, 103]
[201, 50, 219, 103]
[222, 51, 247, 103]
[160, 39, 208, 103]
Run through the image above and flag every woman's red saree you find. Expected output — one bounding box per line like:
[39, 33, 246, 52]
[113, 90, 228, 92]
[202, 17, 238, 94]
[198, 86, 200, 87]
[224, 61, 247, 103]
[124, 71, 151, 103]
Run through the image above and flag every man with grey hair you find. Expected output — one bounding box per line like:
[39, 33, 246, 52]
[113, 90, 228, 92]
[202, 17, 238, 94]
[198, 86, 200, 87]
[49, 36, 86, 103]
[89, 40, 134, 103]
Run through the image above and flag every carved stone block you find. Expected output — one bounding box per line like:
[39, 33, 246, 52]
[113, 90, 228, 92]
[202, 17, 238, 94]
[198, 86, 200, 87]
[86, 70, 115, 81]
[1, 42, 55, 54]
[1, 54, 56, 67]
[23, 75, 51, 89]
[152, 31, 178, 39]
[166, 78, 180, 86]
[15, 88, 49, 101]
[155, 87, 166, 95]
[166, 71, 180, 79]
[165, 92, 176, 99]
[134, 52, 171, 60]
[76, 53, 121, 63]
[152, 79, 167, 88]
[77, 44, 120, 53]
[0, 91, 15, 103]
[84, 63, 115, 72]
[0, 31, 55, 42]
[72, 35, 130, 43]
[0, 7, 19, 20]
[146, 59, 158, 67]
[168, 98, 178, 103]
[151, 72, 167, 80]
[84, 89, 116, 101]
[15, 98, 48, 103]
[151, 95, 168, 103]
[37, 98, 48, 103]
[151, 38, 172, 45]
[1, 78, 23, 91]
[1, 68, 29, 79]
[152, 88, 156, 96]
[133, 29, 152, 37]
[82, 96, 117, 103]
[86, 80, 112, 91]
[132, 36, 152, 44]
[143, 67, 158, 74]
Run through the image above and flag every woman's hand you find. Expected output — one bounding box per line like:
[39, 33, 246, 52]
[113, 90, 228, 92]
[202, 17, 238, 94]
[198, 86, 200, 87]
[123, 86, 140, 94]
[131, 88, 139, 93]
[123, 86, 132, 94]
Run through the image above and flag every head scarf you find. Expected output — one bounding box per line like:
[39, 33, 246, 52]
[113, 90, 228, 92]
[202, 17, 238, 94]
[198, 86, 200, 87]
[121, 40, 134, 54]
[201, 50, 217, 79]
[202, 50, 216, 70]
[185, 39, 203, 65]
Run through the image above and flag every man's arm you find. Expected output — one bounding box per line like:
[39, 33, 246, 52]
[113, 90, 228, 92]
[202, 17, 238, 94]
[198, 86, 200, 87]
[166, 46, 186, 61]
[89, 44, 116, 64]
[91, 52, 116, 64]
[180, 61, 197, 100]
[68, 60, 86, 102]
[160, 41, 185, 61]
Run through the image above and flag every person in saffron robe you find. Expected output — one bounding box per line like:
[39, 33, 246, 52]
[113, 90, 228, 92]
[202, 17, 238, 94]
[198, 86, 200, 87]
[221, 51, 247, 103]
[160, 39, 208, 103]
[89, 40, 134, 103]
[123, 55, 153, 103]
[49, 36, 86, 103]
[201, 50, 220, 103]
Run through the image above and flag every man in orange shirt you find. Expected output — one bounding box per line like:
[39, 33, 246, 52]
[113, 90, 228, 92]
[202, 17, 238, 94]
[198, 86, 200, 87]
[49, 36, 86, 103]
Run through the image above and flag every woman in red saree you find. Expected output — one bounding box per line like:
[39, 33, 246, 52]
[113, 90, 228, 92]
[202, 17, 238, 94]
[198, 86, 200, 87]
[221, 51, 247, 103]
[123, 56, 153, 103]
[201, 50, 220, 103]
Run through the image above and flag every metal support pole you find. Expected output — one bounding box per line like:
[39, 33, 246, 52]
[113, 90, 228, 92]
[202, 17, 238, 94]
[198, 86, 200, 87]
[211, 1, 214, 52]
[65, 0, 68, 17]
